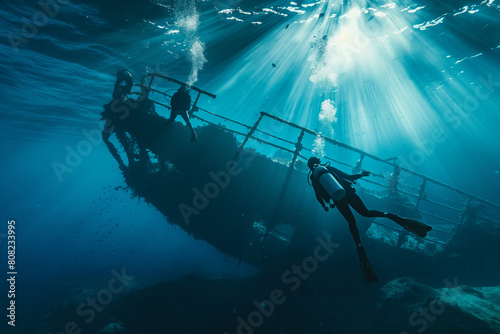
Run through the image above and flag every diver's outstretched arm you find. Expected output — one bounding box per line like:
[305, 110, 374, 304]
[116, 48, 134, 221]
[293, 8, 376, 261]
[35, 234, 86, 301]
[328, 166, 370, 182]
[313, 187, 328, 211]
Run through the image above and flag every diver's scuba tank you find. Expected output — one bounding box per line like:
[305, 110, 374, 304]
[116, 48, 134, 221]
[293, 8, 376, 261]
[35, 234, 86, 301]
[313, 165, 346, 201]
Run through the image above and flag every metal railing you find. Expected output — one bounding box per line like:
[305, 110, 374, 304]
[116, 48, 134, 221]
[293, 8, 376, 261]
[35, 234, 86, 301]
[142, 78, 500, 252]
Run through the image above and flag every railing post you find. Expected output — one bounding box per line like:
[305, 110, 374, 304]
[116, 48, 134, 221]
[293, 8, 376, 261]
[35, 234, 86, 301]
[290, 130, 305, 168]
[388, 165, 401, 197]
[239, 112, 265, 152]
[459, 197, 473, 225]
[415, 178, 427, 210]
[190, 91, 202, 115]
[351, 154, 365, 174]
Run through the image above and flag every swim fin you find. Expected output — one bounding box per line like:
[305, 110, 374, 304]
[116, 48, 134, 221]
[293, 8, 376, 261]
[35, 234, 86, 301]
[387, 214, 432, 238]
[357, 245, 379, 284]
[399, 218, 432, 238]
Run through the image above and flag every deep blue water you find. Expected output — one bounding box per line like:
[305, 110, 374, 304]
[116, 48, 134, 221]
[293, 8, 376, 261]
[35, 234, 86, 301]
[1, 0, 500, 333]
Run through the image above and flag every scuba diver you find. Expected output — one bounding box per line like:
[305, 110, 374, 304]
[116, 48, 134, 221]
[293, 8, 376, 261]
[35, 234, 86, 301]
[101, 70, 157, 171]
[162, 84, 197, 142]
[101, 69, 135, 171]
[307, 156, 432, 283]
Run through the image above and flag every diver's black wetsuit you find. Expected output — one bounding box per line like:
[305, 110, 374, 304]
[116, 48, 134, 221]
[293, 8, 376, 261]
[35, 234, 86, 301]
[310, 165, 388, 245]
[164, 87, 197, 141]
[170, 88, 191, 114]
[101, 94, 158, 170]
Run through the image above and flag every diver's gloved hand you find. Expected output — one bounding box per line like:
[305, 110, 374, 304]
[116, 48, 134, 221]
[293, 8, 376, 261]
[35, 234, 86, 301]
[361, 170, 371, 177]
[323, 205, 329, 212]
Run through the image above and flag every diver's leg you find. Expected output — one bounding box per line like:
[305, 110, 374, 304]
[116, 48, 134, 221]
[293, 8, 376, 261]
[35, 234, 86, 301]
[348, 192, 388, 218]
[348, 192, 417, 224]
[102, 130, 127, 171]
[115, 130, 135, 165]
[347, 192, 407, 223]
[348, 192, 432, 238]
[163, 110, 176, 127]
[180, 112, 197, 142]
[336, 199, 362, 245]
[337, 198, 378, 283]
[156, 111, 175, 139]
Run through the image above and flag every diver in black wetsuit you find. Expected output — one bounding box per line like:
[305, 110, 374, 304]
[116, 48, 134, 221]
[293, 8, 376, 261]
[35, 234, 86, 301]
[163, 84, 197, 142]
[307, 156, 432, 283]
[101, 70, 135, 171]
[101, 70, 156, 171]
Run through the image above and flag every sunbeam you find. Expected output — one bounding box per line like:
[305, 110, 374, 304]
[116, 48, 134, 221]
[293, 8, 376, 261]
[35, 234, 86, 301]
[201, 0, 499, 166]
